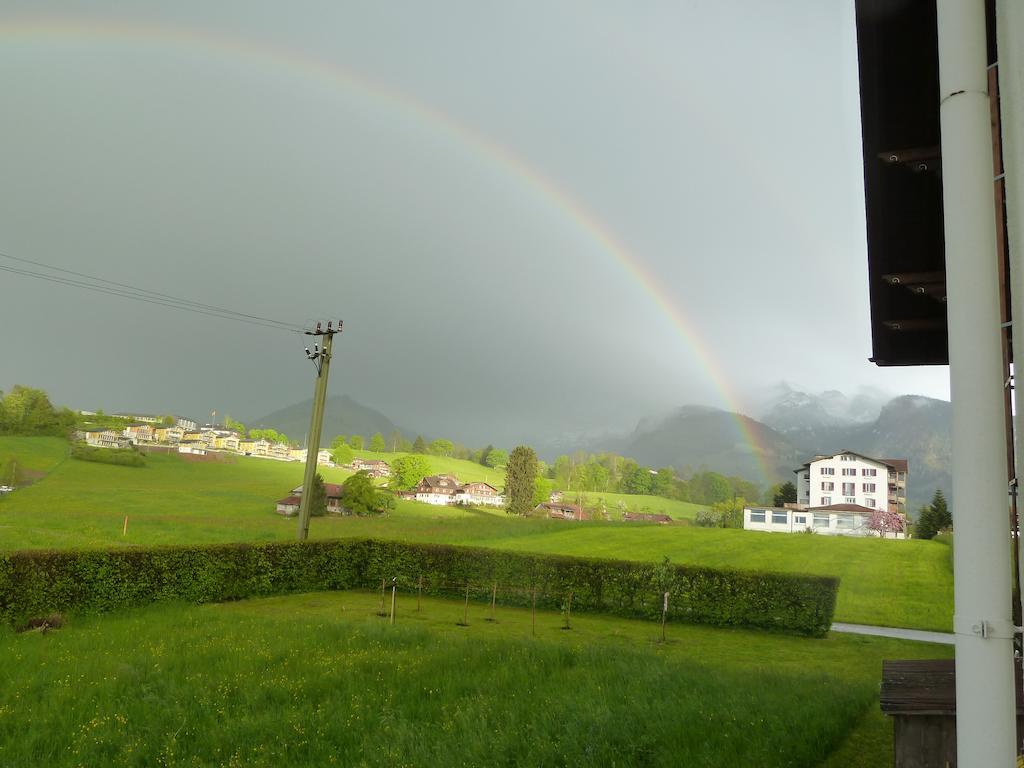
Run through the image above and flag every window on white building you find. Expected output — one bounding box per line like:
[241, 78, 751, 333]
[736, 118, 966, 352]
[862, 468, 877, 477]
[842, 482, 855, 496]
[813, 514, 830, 528]
[845, 497, 857, 504]
[794, 515, 806, 524]
[837, 515, 855, 529]
[820, 467, 835, 476]
[821, 481, 834, 491]
[842, 468, 857, 476]
[863, 483, 876, 493]
[750, 510, 765, 523]
[840, 454, 854, 461]
[820, 496, 832, 506]
[865, 498, 876, 508]
[771, 511, 787, 524]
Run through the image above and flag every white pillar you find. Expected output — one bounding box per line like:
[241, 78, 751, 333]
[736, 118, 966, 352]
[938, 0, 1018, 764]
[1000, 0, 1024, 652]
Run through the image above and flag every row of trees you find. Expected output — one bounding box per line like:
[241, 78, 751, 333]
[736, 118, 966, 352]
[307, 472, 395, 517]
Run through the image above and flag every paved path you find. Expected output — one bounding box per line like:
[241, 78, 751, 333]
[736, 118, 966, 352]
[831, 622, 955, 645]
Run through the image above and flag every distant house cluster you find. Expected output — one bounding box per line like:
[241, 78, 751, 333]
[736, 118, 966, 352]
[411, 475, 504, 507]
[743, 450, 909, 538]
[276, 483, 345, 516]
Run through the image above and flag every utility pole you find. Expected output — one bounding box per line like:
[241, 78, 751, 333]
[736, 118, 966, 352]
[297, 320, 343, 541]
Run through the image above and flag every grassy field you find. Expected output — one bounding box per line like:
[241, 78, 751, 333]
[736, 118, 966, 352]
[0, 438, 954, 630]
[0, 589, 951, 767]
[351, 448, 507, 486]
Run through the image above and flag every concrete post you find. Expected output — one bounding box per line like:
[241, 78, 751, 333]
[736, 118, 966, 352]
[937, 1, 1018, 763]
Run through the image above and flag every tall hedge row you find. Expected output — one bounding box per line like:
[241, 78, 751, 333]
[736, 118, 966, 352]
[0, 539, 839, 636]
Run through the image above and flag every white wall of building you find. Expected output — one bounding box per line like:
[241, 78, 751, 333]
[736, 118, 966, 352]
[796, 453, 889, 510]
[743, 506, 905, 538]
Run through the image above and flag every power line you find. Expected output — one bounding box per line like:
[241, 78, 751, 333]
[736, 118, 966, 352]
[0, 251, 306, 333]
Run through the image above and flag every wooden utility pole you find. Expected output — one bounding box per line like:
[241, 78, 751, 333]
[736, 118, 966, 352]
[297, 320, 342, 541]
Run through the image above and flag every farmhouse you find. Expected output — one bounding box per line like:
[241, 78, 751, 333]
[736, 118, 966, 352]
[279, 483, 344, 515]
[414, 475, 462, 505]
[534, 502, 588, 521]
[351, 458, 391, 478]
[743, 503, 906, 539]
[454, 482, 504, 507]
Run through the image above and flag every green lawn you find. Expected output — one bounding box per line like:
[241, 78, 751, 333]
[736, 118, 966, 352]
[0, 438, 954, 630]
[0, 590, 951, 767]
[0, 436, 69, 476]
[554, 489, 707, 520]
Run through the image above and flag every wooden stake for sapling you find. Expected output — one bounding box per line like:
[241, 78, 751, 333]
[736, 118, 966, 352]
[122, 515, 128, 536]
[457, 582, 470, 626]
[486, 581, 497, 622]
[532, 588, 537, 636]
[661, 591, 669, 643]
[390, 584, 397, 625]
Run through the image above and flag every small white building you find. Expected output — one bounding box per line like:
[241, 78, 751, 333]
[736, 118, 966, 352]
[454, 482, 504, 507]
[743, 503, 906, 538]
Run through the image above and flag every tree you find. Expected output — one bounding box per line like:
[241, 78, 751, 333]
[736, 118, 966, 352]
[867, 508, 905, 539]
[914, 504, 939, 540]
[485, 448, 508, 468]
[390, 455, 431, 490]
[308, 473, 328, 517]
[331, 443, 354, 466]
[388, 430, 403, 452]
[772, 481, 798, 508]
[620, 465, 653, 495]
[412, 436, 427, 454]
[224, 416, 246, 435]
[533, 475, 553, 507]
[369, 433, 386, 453]
[340, 471, 390, 516]
[930, 489, 952, 531]
[479, 444, 494, 466]
[505, 445, 538, 516]
[348, 435, 364, 450]
[429, 438, 454, 457]
[330, 435, 348, 451]
[0, 385, 76, 437]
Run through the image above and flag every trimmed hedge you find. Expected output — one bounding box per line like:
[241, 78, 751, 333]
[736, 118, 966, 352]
[0, 539, 839, 636]
[70, 444, 145, 467]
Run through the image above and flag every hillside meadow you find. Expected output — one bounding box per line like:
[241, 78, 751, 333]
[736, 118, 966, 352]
[0, 590, 951, 767]
[0, 438, 954, 630]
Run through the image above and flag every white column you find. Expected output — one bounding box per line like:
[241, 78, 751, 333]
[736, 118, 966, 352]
[938, 1, 1018, 764]
[1000, 0, 1024, 644]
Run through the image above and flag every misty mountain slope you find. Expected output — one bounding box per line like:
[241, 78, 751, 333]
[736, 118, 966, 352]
[249, 395, 406, 444]
[605, 406, 803, 484]
[760, 385, 890, 433]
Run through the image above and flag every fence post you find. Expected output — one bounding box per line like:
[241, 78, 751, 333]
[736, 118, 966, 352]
[122, 515, 128, 536]
[389, 582, 397, 625]
[487, 581, 497, 622]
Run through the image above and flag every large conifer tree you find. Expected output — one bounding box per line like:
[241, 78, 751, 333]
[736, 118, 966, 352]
[505, 445, 538, 516]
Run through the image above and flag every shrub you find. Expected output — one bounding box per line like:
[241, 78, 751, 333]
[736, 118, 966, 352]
[70, 445, 145, 467]
[0, 540, 839, 637]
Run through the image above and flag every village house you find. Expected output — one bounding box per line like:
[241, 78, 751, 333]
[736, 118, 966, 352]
[177, 441, 207, 455]
[154, 426, 184, 444]
[533, 502, 588, 521]
[454, 481, 504, 507]
[277, 483, 344, 515]
[350, 458, 392, 478]
[123, 424, 156, 444]
[213, 435, 240, 452]
[414, 475, 462, 505]
[268, 443, 291, 461]
[84, 429, 129, 449]
[290, 448, 334, 466]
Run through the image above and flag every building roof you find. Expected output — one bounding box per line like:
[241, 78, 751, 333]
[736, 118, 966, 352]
[807, 503, 878, 514]
[794, 451, 904, 473]
[458, 482, 499, 493]
[277, 496, 301, 506]
[290, 484, 344, 498]
[417, 475, 460, 491]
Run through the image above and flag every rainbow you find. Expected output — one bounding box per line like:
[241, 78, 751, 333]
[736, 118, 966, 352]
[0, 17, 778, 486]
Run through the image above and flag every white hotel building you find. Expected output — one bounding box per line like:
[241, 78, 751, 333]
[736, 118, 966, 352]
[743, 451, 908, 538]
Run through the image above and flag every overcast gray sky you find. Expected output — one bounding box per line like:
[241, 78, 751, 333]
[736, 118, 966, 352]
[0, 1, 949, 445]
